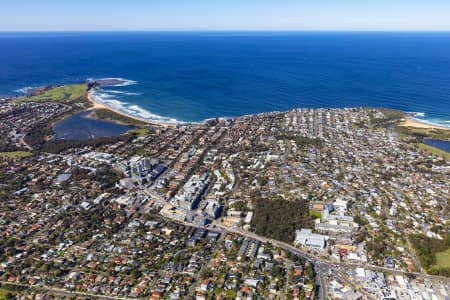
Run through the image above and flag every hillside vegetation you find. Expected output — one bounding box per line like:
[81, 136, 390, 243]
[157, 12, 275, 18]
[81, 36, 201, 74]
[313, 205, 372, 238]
[251, 193, 312, 243]
[409, 233, 450, 277]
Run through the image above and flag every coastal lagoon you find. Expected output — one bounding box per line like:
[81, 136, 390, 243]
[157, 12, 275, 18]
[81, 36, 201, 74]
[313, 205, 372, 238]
[423, 138, 450, 153]
[53, 110, 135, 140]
[1, 32, 450, 125]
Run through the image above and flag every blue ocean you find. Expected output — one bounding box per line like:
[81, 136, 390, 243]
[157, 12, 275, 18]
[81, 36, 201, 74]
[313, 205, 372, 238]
[0, 32, 449, 125]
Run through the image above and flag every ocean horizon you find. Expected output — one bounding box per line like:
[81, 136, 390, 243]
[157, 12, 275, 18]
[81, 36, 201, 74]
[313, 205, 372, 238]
[1, 31, 449, 126]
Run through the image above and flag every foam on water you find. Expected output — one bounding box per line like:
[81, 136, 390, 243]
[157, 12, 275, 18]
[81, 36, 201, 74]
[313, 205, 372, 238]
[405, 111, 450, 128]
[93, 81, 181, 124]
[103, 90, 142, 96]
[409, 112, 426, 118]
[99, 78, 138, 87]
[2, 32, 450, 124]
[93, 80, 449, 127]
[127, 104, 179, 123]
[416, 118, 450, 128]
[13, 77, 181, 124]
[14, 87, 34, 94]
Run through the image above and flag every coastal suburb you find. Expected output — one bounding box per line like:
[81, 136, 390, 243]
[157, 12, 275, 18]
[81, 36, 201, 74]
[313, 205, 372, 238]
[0, 79, 449, 300]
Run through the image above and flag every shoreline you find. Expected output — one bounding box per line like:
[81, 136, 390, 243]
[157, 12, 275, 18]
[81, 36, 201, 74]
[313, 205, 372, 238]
[87, 90, 450, 131]
[398, 117, 450, 130]
[86, 89, 176, 128]
[12, 82, 450, 131]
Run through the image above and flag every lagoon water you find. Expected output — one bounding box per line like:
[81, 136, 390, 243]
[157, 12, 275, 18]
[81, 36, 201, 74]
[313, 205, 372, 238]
[53, 110, 135, 140]
[423, 138, 450, 153]
[0, 32, 450, 125]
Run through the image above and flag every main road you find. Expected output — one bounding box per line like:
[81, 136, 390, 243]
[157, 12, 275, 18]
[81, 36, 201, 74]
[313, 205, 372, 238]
[211, 223, 450, 299]
[0, 280, 132, 300]
[213, 223, 450, 280]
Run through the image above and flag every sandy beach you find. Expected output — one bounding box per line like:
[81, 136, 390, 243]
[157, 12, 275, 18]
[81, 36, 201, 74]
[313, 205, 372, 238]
[398, 117, 450, 130]
[87, 89, 175, 128]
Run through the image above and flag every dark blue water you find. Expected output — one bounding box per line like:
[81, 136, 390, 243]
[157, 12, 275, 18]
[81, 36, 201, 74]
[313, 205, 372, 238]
[0, 32, 449, 124]
[424, 138, 450, 152]
[53, 110, 135, 140]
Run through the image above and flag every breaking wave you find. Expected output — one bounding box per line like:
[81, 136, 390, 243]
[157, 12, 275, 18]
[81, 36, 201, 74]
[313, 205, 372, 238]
[407, 111, 450, 128]
[92, 88, 180, 124]
[97, 77, 138, 87]
[409, 112, 425, 118]
[100, 89, 142, 96]
[14, 86, 34, 94]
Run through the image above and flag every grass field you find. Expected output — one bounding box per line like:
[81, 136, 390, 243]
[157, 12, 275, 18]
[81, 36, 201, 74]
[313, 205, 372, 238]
[0, 288, 15, 300]
[435, 248, 450, 268]
[128, 128, 149, 135]
[0, 151, 33, 159]
[309, 211, 322, 219]
[94, 108, 148, 126]
[416, 143, 450, 160]
[15, 84, 88, 104]
[395, 126, 450, 140]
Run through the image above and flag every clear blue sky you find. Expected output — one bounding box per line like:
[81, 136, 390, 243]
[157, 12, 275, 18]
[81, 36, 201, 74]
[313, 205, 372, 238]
[1, 0, 450, 31]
